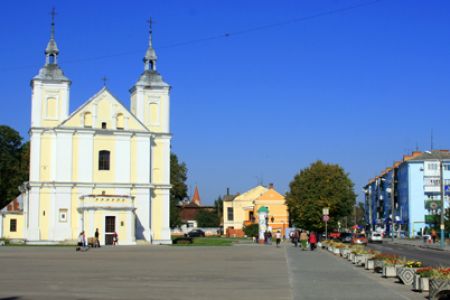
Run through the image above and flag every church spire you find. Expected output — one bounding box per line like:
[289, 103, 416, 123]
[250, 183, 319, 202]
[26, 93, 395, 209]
[144, 17, 157, 71]
[45, 7, 59, 65]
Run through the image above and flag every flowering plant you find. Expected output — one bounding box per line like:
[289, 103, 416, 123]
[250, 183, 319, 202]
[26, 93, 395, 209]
[404, 260, 422, 268]
[416, 267, 434, 277]
[432, 268, 450, 280]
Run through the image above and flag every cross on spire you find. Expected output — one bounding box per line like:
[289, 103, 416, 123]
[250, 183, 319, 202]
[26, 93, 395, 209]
[147, 17, 154, 46]
[50, 7, 57, 38]
[101, 76, 108, 87]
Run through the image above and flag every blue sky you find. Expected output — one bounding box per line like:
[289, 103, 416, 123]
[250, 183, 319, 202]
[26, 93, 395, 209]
[1, 0, 450, 204]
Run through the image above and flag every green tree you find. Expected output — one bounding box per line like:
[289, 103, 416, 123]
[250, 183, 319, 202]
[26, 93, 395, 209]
[170, 153, 188, 228]
[214, 196, 223, 219]
[196, 209, 220, 227]
[0, 126, 29, 208]
[286, 160, 356, 232]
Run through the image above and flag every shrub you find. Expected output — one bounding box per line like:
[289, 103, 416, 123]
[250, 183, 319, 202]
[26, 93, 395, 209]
[243, 224, 258, 237]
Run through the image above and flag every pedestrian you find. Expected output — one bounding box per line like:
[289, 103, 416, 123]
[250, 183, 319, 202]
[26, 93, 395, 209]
[275, 230, 282, 248]
[113, 232, 118, 246]
[76, 231, 87, 252]
[431, 229, 437, 244]
[94, 228, 101, 248]
[268, 231, 273, 245]
[300, 230, 308, 251]
[293, 230, 299, 247]
[309, 231, 317, 251]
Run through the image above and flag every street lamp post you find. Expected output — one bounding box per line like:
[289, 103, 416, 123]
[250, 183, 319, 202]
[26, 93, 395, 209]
[439, 160, 445, 249]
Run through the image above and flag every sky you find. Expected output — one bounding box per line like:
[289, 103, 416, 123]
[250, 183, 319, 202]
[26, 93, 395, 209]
[1, 0, 450, 204]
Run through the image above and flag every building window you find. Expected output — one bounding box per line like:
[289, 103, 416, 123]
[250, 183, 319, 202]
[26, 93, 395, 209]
[101, 122, 107, 129]
[99, 150, 110, 170]
[444, 164, 450, 171]
[227, 207, 234, 221]
[10, 219, 17, 232]
[116, 113, 124, 130]
[59, 209, 68, 223]
[427, 163, 438, 171]
[84, 112, 92, 128]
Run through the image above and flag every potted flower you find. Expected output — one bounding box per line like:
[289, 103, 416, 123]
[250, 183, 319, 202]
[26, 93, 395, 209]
[382, 256, 405, 278]
[414, 267, 433, 292]
[429, 267, 450, 299]
[364, 250, 380, 271]
[397, 260, 422, 285]
[333, 243, 345, 255]
[372, 253, 395, 273]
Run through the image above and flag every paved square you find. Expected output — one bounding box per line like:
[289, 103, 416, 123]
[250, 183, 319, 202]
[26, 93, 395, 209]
[0, 245, 291, 300]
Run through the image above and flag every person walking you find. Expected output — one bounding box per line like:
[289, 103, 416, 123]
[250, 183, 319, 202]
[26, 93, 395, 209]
[292, 230, 299, 247]
[275, 230, 282, 248]
[309, 231, 317, 251]
[94, 228, 101, 248]
[113, 232, 118, 246]
[431, 229, 437, 244]
[300, 230, 308, 251]
[76, 231, 87, 252]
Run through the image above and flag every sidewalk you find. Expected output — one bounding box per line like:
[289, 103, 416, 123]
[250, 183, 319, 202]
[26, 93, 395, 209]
[285, 246, 423, 300]
[383, 238, 450, 252]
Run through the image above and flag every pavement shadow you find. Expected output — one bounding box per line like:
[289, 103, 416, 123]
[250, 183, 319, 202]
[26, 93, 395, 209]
[0, 297, 21, 300]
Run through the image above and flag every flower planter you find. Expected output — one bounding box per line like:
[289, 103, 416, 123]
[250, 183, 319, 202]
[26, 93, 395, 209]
[413, 274, 421, 291]
[396, 267, 418, 285]
[365, 259, 374, 270]
[429, 279, 450, 300]
[333, 248, 340, 255]
[420, 277, 429, 292]
[348, 253, 355, 262]
[355, 254, 367, 266]
[383, 264, 402, 278]
[374, 260, 384, 273]
[340, 248, 350, 258]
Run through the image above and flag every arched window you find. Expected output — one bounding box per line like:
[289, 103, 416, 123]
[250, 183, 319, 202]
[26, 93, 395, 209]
[98, 150, 110, 170]
[46, 97, 57, 119]
[84, 112, 92, 128]
[116, 113, 124, 129]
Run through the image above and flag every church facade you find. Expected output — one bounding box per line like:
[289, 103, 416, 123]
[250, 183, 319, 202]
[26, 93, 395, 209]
[14, 16, 172, 245]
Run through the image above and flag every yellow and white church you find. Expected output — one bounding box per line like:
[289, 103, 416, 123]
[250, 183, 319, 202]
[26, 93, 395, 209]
[2, 16, 172, 245]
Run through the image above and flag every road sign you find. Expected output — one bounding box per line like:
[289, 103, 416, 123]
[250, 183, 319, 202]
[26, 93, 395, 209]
[323, 215, 329, 222]
[322, 208, 329, 215]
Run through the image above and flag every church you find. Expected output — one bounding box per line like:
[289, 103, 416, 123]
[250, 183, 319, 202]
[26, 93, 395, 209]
[1, 14, 172, 245]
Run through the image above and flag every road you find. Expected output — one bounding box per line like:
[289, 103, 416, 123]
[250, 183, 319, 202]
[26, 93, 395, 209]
[367, 242, 450, 267]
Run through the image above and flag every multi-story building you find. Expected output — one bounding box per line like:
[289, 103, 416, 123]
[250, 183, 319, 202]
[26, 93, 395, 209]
[364, 150, 450, 237]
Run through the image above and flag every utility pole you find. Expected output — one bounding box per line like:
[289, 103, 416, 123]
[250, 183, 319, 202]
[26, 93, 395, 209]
[440, 160, 445, 249]
[391, 170, 395, 242]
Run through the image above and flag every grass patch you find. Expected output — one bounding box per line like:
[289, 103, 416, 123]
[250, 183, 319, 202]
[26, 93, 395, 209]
[172, 236, 237, 246]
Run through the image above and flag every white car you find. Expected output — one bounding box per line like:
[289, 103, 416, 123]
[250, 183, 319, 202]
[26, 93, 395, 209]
[369, 232, 383, 243]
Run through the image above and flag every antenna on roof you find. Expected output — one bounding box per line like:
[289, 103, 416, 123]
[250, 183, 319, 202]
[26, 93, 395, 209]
[431, 129, 434, 151]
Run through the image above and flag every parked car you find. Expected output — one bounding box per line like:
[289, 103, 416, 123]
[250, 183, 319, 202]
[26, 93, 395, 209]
[369, 232, 383, 243]
[340, 232, 353, 243]
[351, 233, 368, 245]
[185, 229, 205, 238]
[329, 231, 341, 240]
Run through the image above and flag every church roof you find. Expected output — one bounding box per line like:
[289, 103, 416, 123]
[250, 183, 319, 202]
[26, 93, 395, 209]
[192, 186, 201, 205]
[33, 63, 70, 83]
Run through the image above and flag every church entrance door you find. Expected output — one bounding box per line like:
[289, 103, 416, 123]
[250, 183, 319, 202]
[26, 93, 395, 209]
[105, 216, 116, 245]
